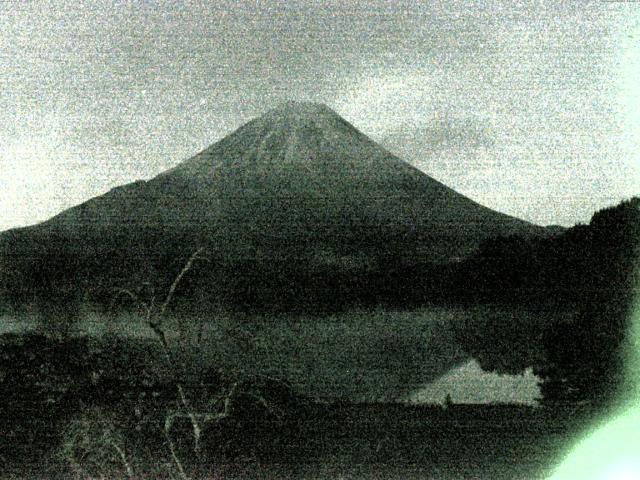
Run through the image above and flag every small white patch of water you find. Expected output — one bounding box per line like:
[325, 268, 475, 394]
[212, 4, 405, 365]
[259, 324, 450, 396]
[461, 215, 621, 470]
[0, 315, 39, 335]
[408, 359, 541, 406]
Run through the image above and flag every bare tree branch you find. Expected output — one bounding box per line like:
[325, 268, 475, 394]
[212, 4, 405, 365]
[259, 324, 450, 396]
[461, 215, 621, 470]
[108, 247, 287, 479]
[157, 247, 206, 322]
[164, 412, 189, 480]
[104, 437, 134, 479]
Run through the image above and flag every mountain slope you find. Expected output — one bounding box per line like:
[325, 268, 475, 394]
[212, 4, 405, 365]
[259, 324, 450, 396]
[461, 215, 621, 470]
[0, 101, 550, 311]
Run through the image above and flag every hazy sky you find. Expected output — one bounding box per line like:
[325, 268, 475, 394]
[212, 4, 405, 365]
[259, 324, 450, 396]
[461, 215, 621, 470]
[1, 0, 639, 231]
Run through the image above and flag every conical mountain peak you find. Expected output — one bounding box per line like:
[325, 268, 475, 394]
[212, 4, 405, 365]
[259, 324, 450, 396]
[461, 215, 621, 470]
[3, 102, 546, 310]
[265, 100, 334, 118]
[253, 100, 355, 134]
[166, 100, 367, 179]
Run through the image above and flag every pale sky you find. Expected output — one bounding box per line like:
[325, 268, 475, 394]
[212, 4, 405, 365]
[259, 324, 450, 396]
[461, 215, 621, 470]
[1, 0, 639, 231]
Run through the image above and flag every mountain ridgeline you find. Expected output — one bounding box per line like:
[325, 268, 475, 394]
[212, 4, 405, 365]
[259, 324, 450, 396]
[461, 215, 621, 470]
[1, 102, 556, 313]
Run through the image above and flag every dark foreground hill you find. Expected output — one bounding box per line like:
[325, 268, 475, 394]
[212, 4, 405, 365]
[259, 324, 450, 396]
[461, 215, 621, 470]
[451, 197, 640, 406]
[0, 101, 551, 313]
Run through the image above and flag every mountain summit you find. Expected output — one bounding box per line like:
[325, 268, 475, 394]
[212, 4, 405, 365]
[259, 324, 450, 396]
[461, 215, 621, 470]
[253, 100, 344, 124]
[1, 102, 548, 311]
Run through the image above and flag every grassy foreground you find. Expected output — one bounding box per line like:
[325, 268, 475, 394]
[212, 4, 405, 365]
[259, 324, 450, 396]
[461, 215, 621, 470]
[1, 393, 588, 479]
[0, 328, 583, 479]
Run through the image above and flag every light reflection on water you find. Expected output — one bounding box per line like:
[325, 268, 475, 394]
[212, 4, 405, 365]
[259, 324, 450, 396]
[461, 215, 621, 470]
[0, 313, 151, 338]
[0, 315, 38, 334]
[0, 308, 467, 402]
[408, 358, 540, 406]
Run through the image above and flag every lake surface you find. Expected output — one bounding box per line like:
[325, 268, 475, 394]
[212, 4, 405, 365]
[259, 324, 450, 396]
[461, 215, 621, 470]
[1, 306, 543, 404]
[409, 359, 540, 405]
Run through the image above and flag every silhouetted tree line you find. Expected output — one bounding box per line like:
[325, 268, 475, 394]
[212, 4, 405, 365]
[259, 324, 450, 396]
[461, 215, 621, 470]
[536, 198, 639, 405]
[453, 197, 639, 405]
[449, 199, 638, 308]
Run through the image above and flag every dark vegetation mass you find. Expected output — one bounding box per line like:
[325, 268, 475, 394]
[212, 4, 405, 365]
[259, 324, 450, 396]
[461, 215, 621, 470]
[0, 198, 636, 478]
[0, 332, 309, 478]
[453, 197, 639, 406]
[2, 198, 637, 404]
[0, 330, 588, 479]
[0, 103, 637, 476]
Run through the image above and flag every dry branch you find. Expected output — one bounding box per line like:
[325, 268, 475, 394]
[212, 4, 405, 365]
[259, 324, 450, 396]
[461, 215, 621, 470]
[109, 247, 285, 479]
[108, 248, 208, 480]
